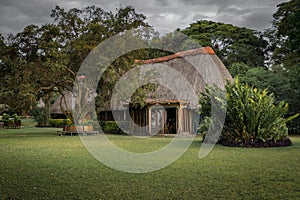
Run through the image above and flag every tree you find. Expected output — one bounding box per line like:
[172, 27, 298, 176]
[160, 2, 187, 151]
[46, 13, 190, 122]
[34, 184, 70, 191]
[182, 20, 267, 67]
[270, 0, 300, 67]
[51, 5, 148, 72]
[263, 0, 300, 133]
[0, 33, 31, 115]
[0, 5, 151, 124]
[0, 22, 76, 124]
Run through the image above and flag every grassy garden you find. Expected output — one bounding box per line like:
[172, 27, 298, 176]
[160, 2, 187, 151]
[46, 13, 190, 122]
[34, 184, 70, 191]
[0, 1, 299, 199]
[0, 119, 300, 199]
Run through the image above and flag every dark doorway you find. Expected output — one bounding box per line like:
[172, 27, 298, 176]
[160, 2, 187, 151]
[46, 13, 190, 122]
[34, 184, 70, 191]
[165, 108, 177, 134]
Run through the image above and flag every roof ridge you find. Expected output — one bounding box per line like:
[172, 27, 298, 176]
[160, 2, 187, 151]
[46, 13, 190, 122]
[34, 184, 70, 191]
[135, 46, 215, 64]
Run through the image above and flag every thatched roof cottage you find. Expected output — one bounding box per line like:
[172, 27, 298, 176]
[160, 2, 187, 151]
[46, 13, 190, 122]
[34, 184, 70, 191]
[99, 46, 232, 134]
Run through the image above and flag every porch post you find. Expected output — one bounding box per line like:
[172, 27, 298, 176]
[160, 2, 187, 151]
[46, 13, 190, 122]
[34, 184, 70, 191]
[148, 105, 152, 134]
[177, 103, 182, 134]
[189, 110, 193, 133]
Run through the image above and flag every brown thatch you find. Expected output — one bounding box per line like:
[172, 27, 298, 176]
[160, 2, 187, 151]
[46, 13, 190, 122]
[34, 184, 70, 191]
[136, 46, 232, 108]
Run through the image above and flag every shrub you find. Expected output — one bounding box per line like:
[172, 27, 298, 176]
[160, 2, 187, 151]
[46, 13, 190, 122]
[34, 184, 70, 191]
[100, 121, 129, 134]
[49, 119, 72, 127]
[12, 114, 20, 120]
[32, 107, 49, 127]
[199, 78, 299, 147]
[2, 113, 10, 120]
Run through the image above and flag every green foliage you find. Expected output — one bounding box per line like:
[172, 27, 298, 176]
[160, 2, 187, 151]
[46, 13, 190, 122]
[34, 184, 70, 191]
[100, 121, 129, 134]
[49, 119, 72, 127]
[199, 78, 299, 145]
[2, 113, 10, 120]
[1, 113, 20, 121]
[182, 20, 267, 67]
[32, 107, 50, 127]
[227, 62, 251, 78]
[0, 5, 149, 119]
[228, 62, 300, 134]
[12, 114, 20, 120]
[0, 113, 22, 128]
[197, 84, 227, 143]
[0, 104, 10, 114]
[270, 0, 300, 66]
[225, 79, 295, 142]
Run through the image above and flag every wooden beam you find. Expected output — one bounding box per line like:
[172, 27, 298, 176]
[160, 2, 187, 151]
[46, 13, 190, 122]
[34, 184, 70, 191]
[177, 104, 182, 134]
[148, 106, 152, 134]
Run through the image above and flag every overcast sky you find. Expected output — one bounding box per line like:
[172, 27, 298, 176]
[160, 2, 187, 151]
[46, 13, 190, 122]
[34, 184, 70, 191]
[0, 0, 288, 36]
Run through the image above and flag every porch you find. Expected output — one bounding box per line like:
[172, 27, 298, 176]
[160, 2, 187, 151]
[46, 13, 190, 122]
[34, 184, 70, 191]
[98, 100, 199, 135]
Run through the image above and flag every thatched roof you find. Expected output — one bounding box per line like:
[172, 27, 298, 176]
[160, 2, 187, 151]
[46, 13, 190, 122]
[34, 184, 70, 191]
[136, 46, 232, 108]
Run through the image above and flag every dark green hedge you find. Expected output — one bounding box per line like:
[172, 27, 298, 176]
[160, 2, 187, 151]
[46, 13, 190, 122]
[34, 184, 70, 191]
[49, 119, 73, 127]
[99, 121, 129, 134]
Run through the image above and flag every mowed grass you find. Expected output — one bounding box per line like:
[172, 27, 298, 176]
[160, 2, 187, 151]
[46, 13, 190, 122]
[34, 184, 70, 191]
[0, 119, 300, 199]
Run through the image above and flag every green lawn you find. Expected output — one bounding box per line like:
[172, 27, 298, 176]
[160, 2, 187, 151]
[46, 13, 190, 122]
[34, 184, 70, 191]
[0, 119, 300, 199]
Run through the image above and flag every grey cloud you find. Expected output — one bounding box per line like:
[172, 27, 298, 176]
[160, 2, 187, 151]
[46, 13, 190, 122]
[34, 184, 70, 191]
[0, 0, 287, 37]
[0, 0, 58, 36]
[155, 0, 170, 7]
[212, 4, 280, 30]
[182, 0, 284, 8]
[242, 8, 275, 30]
[192, 14, 212, 21]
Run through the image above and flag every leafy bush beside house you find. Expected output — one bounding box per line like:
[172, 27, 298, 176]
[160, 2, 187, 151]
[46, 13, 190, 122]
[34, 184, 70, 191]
[199, 78, 299, 147]
[227, 63, 300, 135]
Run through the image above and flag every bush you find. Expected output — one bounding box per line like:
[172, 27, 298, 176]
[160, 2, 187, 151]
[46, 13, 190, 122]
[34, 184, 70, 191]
[32, 107, 49, 127]
[49, 119, 73, 127]
[12, 114, 20, 120]
[199, 78, 299, 147]
[2, 113, 10, 120]
[100, 121, 129, 134]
